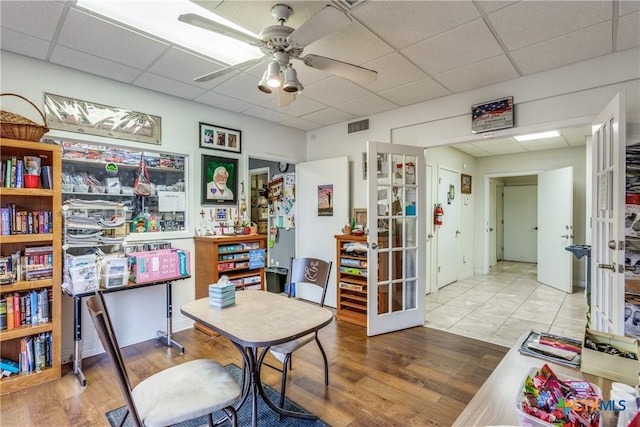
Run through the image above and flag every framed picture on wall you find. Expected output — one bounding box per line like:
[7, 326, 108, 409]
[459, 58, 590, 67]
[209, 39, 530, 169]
[199, 122, 241, 154]
[201, 155, 238, 205]
[461, 174, 472, 194]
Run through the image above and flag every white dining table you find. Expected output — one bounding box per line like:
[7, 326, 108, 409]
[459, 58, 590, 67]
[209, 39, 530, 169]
[181, 290, 334, 427]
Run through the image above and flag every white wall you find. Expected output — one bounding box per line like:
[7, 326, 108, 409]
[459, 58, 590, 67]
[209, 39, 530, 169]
[0, 51, 307, 359]
[307, 48, 639, 282]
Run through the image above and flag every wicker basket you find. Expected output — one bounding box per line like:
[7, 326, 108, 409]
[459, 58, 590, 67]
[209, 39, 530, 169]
[0, 93, 49, 141]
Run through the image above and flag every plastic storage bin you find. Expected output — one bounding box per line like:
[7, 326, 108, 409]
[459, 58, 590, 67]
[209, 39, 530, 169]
[516, 367, 602, 427]
[265, 267, 288, 293]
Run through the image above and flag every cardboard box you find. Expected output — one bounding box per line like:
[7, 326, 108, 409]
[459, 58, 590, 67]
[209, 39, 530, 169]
[581, 328, 639, 386]
[127, 249, 190, 284]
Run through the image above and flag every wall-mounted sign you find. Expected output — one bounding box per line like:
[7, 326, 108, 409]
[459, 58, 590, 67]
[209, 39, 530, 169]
[471, 96, 514, 133]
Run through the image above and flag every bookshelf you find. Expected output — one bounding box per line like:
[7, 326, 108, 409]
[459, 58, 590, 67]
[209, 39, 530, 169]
[0, 139, 62, 395]
[193, 235, 266, 336]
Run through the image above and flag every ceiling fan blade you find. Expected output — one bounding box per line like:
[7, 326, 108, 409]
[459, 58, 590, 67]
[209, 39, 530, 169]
[301, 54, 378, 84]
[178, 13, 261, 46]
[277, 86, 295, 107]
[287, 5, 351, 48]
[194, 57, 266, 83]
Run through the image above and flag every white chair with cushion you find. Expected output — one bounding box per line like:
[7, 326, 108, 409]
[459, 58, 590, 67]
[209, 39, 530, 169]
[268, 257, 332, 410]
[86, 293, 241, 427]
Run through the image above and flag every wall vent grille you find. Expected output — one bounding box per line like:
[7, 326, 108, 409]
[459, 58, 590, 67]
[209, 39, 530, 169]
[348, 119, 369, 134]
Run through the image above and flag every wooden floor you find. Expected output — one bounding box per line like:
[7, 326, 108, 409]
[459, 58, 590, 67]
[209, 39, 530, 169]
[0, 319, 508, 426]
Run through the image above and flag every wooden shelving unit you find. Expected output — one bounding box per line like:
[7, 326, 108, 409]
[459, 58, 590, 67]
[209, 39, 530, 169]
[335, 234, 368, 327]
[0, 139, 62, 395]
[193, 235, 267, 336]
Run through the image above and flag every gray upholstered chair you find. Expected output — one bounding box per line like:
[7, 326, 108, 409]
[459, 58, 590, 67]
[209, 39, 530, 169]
[268, 257, 332, 409]
[86, 293, 241, 427]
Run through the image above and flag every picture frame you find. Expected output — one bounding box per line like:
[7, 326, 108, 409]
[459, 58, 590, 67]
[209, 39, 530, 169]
[317, 184, 333, 216]
[461, 174, 472, 194]
[201, 154, 238, 205]
[199, 122, 241, 154]
[353, 208, 367, 228]
[43, 93, 162, 144]
[471, 96, 514, 133]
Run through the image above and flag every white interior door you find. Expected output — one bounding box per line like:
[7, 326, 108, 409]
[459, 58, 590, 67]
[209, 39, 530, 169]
[537, 167, 573, 293]
[591, 93, 626, 334]
[504, 185, 537, 262]
[436, 168, 459, 288]
[296, 156, 349, 308]
[367, 141, 425, 336]
[495, 181, 504, 262]
[425, 162, 436, 295]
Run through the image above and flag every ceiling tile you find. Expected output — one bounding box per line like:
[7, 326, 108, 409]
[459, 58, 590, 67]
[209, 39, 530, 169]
[452, 145, 492, 157]
[510, 22, 612, 75]
[302, 76, 370, 105]
[0, 1, 65, 41]
[50, 45, 142, 83]
[242, 105, 294, 123]
[475, 1, 519, 14]
[211, 73, 277, 105]
[363, 52, 429, 92]
[378, 78, 450, 106]
[489, 1, 612, 51]
[483, 144, 527, 155]
[617, 11, 640, 51]
[401, 19, 503, 75]
[147, 47, 226, 86]
[434, 55, 519, 93]
[335, 94, 397, 117]
[279, 117, 323, 131]
[260, 94, 328, 117]
[353, 1, 480, 49]
[57, 9, 168, 69]
[1, 28, 50, 60]
[300, 107, 357, 126]
[134, 72, 207, 100]
[194, 91, 254, 113]
[620, 0, 640, 15]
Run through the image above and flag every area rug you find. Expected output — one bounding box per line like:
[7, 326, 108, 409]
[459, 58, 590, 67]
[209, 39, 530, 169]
[105, 363, 330, 427]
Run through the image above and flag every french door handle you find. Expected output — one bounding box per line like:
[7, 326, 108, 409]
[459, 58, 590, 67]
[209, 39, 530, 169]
[597, 263, 616, 272]
[370, 242, 379, 250]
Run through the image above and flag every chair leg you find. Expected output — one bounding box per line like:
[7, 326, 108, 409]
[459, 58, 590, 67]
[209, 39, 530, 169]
[316, 336, 329, 386]
[221, 406, 238, 427]
[279, 353, 291, 410]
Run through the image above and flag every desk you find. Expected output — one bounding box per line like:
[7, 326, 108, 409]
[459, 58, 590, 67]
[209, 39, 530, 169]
[181, 291, 334, 427]
[453, 330, 613, 426]
[66, 277, 189, 386]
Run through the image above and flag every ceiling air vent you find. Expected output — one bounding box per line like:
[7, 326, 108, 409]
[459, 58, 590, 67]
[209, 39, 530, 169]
[348, 119, 369, 134]
[335, 0, 367, 11]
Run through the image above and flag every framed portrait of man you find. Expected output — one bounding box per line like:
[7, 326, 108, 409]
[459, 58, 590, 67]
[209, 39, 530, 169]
[201, 155, 238, 205]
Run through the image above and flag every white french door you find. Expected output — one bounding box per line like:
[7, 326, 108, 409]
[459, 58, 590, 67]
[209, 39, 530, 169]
[366, 141, 425, 336]
[591, 93, 626, 334]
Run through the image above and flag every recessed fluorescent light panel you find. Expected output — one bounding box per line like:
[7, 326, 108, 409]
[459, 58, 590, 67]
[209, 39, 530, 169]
[514, 130, 560, 142]
[76, 0, 262, 65]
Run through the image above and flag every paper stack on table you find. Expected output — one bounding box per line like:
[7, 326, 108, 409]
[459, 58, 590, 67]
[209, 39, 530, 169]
[209, 281, 235, 309]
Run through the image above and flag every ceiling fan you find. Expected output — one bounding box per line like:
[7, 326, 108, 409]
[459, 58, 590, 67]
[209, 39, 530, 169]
[178, 3, 378, 107]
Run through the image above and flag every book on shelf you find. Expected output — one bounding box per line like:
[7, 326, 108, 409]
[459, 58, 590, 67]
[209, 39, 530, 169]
[0, 298, 6, 330]
[0, 358, 20, 374]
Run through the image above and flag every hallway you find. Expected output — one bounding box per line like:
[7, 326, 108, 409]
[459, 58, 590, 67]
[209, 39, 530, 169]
[424, 261, 587, 347]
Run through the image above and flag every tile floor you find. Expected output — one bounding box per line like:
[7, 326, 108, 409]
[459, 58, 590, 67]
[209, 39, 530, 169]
[424, 261, 588, 348]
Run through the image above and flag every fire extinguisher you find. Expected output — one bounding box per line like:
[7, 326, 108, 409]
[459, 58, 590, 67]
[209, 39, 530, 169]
[434, 204, 444, 226]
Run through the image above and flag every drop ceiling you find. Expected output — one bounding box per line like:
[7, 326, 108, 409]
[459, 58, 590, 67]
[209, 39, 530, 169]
[1, 0, 638, 145]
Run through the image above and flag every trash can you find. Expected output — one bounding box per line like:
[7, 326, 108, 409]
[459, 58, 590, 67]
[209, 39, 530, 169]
[265, 267, 288, 293]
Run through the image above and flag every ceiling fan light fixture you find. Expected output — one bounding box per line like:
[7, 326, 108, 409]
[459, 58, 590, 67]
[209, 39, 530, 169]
[282, 65, 299, 93]
[258, 70, 272, 93]
[266, 61, 282, 88]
